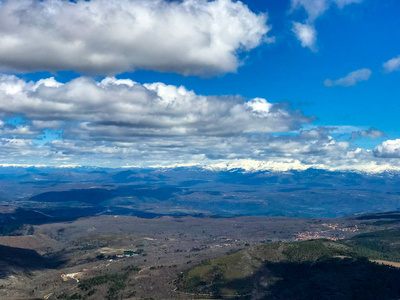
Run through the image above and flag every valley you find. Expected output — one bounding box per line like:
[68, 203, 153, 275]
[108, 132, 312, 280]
[0, 211, 399, 299]
[1, 167, 400, 299]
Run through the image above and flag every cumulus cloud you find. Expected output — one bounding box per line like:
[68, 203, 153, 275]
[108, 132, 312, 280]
[0, 75, 312, 139]
[0, 75, 398, 172]
[374, 139, 400, 158]
[0, 0, 270, 76]
[292, 22, 317, 50]
[324, 68, 372, 87]
[291, 0, 363, 49]
[0, 123, 38, 138]
[383, 55, 400, 73]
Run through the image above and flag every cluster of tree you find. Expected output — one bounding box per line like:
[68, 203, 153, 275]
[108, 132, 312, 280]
[59, 265, 141, 300]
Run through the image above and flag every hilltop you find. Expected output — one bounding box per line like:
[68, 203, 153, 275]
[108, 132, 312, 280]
[178, 230, 400, 299]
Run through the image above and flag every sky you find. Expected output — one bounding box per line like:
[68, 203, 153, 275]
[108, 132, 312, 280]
[0, 0, 399, 172]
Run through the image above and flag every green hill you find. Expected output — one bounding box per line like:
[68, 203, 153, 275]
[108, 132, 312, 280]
[177, 231, 400, 299]
[341, 229, 400, 261]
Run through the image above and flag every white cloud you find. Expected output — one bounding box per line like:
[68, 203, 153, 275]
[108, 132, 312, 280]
[44, 130, 350, 167]
[291, 0, 363, 49]
[0, 75, 312, 138]
[292, 22, 317, 49]
[374, 139, 400, 158]
[324, 68, 372, 87]
[0, 118, 398, 173]
[0, 138, 54, 164]
[0, 0, 271, 76]
[0, 75, 398, 172]
[24, 127, 390, 171]
[291, 0, 330, 21]
[291, 0, 363, 20]
[352, 127, 385, 140]
[383, 55, 400, 73]
[0, 124, 37, 137]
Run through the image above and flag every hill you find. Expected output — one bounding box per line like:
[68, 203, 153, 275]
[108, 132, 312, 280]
[177, 230, 400, 299]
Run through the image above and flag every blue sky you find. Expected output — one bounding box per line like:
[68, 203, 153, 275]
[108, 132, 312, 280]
[0, 0, 399, 171]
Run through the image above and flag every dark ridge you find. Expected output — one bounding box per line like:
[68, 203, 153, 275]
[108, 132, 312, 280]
[29, 186, 182, 206]
[0, 245, 65, 278]
[262, 258, 400, 300]
[29, 188, 117, 205]
[356, 212, 400, 220]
